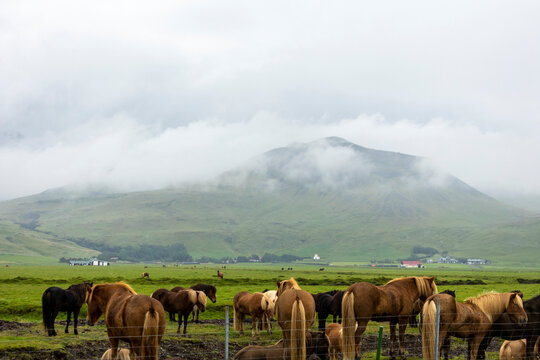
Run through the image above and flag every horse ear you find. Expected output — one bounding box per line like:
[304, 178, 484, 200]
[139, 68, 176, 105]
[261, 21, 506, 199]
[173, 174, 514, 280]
[509, 292, 517, 300]
[429, 276, 436, 281]
[276, 280, 281, 287]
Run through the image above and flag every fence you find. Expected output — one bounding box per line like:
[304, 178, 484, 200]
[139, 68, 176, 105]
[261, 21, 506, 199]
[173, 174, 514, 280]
[1, 305, 536, 360]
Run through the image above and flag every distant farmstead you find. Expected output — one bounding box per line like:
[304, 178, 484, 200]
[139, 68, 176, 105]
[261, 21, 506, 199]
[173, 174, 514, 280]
[313, 253, 321, 260]
[467, 258, 487, 265]
[69, 257, 109, 266]
[400, 260, 423, 268]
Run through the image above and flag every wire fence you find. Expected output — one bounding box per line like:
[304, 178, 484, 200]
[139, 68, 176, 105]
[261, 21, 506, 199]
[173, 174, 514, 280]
[2, 306, 538, 360]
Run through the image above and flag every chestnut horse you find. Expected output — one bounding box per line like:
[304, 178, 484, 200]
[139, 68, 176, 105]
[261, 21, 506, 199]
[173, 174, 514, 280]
[233, 291, 272, 338]
[422, 292, 528, 360]
[152, 288, 206, 334]
[276, 277, 316, 360]
[87, 282, 166, 360]
[326, 322, 343, 360]
[342, 276, 438, 360]
[499, 339, 539, 360]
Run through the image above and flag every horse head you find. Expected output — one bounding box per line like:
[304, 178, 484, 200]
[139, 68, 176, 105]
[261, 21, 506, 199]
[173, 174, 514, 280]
[505, 292, 528, 326]
[207, 286, 217, 303]
[86, 285, 104, 326]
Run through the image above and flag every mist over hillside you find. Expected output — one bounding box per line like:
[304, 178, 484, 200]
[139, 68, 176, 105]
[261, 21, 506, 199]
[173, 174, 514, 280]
[0, 137, 537, 266]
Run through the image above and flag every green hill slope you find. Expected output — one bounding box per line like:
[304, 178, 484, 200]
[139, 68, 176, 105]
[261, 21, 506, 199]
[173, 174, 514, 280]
[0, 137, 537, 266]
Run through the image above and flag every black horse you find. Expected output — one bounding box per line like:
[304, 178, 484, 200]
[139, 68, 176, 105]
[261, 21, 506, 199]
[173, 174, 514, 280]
[312, 290, 344, 331]
[477, 292, 540, 360]
[170, 283, 217, 322]
[42, 282, 92, 336]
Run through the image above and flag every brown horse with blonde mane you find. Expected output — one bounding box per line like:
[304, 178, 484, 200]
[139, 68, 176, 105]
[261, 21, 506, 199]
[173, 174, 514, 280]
[422, 291, 527, 360]
[233, 291, 272, 338]
[342, 276, 438, 360]
[275, 277, 316, 360]
[87, 282, 166, 360]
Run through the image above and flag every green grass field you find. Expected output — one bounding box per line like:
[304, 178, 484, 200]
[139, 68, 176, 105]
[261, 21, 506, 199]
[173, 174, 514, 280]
[0, 263, 539, 359]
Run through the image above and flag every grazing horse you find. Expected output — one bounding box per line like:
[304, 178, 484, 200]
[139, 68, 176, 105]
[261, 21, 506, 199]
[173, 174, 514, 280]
[169, 284, 217, 322]
[42, 282, 92, 336]
[342, 276, 438, 360]
[217, 270, 224, 279]
[422, 292, 527, 360]
[141, 272, 150, 278]
[477, 293, 540, 360]
[313, 290, 344, 330]
[261, 290, 277, 332]
[233, 331, 329, 360]
[152, 289, 206, 334]
[499, 339, 539, 360]
[276, 277, 316, 360]
[234, 291, 272, 338]
[326, 323, 344, 360]
[87, 282, 166, 360]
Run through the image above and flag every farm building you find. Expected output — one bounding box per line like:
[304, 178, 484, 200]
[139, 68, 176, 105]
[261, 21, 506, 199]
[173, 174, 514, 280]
[69, 257, 109, 266]
[400, 260, 422, 268]
[467, 258, 487, 265]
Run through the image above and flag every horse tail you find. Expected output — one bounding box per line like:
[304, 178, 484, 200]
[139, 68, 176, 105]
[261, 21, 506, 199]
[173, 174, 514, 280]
[141, 307, 160, 360]
[233, 304, 242, 331]
[41, 290, 52, 332]
[421, 299, 437, 360]
[260, 295, 269, 311]
[290, 297, 306, 360]
[341, 290, 356, 360]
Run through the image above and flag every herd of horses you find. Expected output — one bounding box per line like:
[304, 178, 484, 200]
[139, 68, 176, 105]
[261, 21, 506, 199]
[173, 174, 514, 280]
[40, 275, 540, 360]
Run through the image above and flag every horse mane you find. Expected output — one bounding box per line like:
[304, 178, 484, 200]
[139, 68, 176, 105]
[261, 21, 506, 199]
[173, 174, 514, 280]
[187, 289, 197, 304]
[191, 283, 216, 294]
[89, 282, 137, 304]
[282, 278, 301, 290]
[464, 291, 519, 322]
[67, 282, 92, 303]
[197, 290, 207, 306]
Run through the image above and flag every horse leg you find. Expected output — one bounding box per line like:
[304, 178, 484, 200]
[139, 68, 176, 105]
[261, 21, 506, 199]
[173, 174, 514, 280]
[476, 336, 491, 360]
[354, 320, 368, 360]
[266, 313, 272, 335]
[51, 310, 59, 336]
[169, 311, 176, 322]
[319, 311, 328, 331]
[397, 318, 408, 359]
[73, 309, 80, 335]
[389, 322, 397, 360]
[65, 311, 71, 334]
[183, 313, 189, 335]
[177, 313, 182, 334]
[252, 316, 258, 338]
[108, 331, 119, 360]
[196, 309, 200, 323]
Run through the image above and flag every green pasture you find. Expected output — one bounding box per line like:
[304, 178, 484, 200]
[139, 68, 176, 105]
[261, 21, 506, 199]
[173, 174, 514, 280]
[0, 263, 539, 358]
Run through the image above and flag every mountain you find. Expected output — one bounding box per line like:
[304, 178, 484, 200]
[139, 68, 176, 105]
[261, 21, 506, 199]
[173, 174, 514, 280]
[0, 137, 538, 266]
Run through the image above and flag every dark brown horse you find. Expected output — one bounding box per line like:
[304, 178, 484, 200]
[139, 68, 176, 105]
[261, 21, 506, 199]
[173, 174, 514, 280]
[422, 292, 527, 360]
[141, 272, 150, 278]
[42, 282, 92, 336]
[312, 290, 344, 330]
[342, 276, 438, 360]
[276, 277, 316, 360]
[87, 282, 166, 360]
[233, 291, 272, 338]
[152, 289, 206, 334]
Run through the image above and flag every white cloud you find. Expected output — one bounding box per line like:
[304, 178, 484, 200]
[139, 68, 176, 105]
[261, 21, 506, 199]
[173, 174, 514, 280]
[0, 114, 539, 200]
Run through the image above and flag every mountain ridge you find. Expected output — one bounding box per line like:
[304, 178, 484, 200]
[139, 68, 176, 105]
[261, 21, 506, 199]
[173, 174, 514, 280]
[0, 137, 536, 266]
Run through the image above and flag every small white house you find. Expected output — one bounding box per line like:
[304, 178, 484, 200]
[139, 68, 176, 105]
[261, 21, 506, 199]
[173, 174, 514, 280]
[313, 253, 320, 260]
[69, 257, 109, 266]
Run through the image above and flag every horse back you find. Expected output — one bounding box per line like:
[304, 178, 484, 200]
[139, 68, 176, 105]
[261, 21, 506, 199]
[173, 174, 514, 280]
[42, 287, 77, 311]
[347, 282, 381, 317]
[106, 294, 165, 338]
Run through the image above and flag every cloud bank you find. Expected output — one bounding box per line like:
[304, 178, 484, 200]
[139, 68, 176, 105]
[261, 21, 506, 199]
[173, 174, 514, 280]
[1, 114, 538, 200]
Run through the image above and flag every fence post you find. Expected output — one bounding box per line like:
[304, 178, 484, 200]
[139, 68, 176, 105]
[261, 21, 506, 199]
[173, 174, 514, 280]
[434, 299, 440, 360]
[225, 306, 229, 360]
[376, 325, 384, 360]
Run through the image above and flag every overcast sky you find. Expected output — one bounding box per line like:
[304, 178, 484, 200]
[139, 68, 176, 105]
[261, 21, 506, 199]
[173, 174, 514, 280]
[1, 1, 539, 201]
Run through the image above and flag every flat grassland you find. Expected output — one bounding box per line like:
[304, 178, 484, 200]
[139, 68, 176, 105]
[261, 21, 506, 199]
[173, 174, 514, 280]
[0, 263, 539, 359]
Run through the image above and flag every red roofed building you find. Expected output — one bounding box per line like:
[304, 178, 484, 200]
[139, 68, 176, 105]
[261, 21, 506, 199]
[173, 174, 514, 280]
[400, 260, 421, 268]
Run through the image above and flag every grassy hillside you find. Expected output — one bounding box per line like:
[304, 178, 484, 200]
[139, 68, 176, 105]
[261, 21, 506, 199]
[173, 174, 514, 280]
[0, 137, 537, 266]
